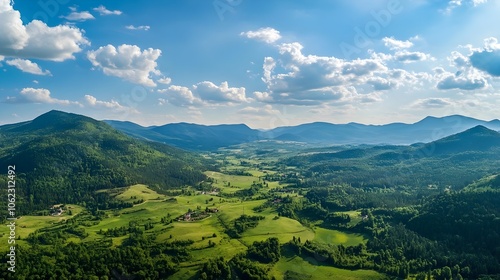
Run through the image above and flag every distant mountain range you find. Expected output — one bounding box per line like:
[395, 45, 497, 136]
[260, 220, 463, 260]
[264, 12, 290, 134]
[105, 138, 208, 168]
[285, 125, 500, 188]
[105, 115, 500, 150]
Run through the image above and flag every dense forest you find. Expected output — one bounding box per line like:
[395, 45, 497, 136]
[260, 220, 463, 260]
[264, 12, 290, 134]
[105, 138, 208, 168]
[0, 111, 213, 215]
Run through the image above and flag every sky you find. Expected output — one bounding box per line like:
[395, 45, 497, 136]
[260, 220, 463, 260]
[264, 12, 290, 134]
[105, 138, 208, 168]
[1, 0, 500, 129]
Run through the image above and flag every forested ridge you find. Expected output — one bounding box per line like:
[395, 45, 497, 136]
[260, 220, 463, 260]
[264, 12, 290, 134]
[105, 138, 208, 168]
[0, 110, 211, 215]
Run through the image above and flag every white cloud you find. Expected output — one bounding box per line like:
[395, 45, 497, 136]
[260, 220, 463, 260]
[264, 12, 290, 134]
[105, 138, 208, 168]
[469, 37, 500, 77]
[381, 37, 433, 63]
[0, 2, 89, 61]
[255, 41, 390, 105]
[6, 58, 51, 75]
[443, 0, 487, 13]
[434, 37, 500, 90]
[158, 85, 202, 107]
[87, 44, 162, 87]
[238, 105, 280, 116]
[84, 95, 137, 113]
[436, 69, 487, 90]
[157, 77, 172, 85]
[3, 88, 78, 105]
[366, 77, 394, 91]
[158, 81, 248, 107]
[93, 5, 122, 16]
[394, 51, 432, 63]
[383, 37, 413, 50]
[240, 27, 282, 44]
[471, 0, 487, 6]
[125, 25, 151, 31]
[411, 98, 454, 109]
[193, 81, 248, 104]
[61, 11, 95, 22]
[483, 37, 500, 51]
[449, 51, 469, 68]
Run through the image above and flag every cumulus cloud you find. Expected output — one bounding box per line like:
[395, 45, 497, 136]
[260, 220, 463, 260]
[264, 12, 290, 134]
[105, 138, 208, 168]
[470, 50, 500, 76]
[6, 59, 51, 75]
[87, 44, 162, 87]
[381, 37, 433, 63]
[158, 81, 248, 106]
[436, 69, 487, 90]
[411, 98, 453, 109]
[432, 38, 500, 91]
[238, 105, 280, 116]
[193, 81, 248, 104]
[366, 77, 394, 91]
[443, 0, 488, 13]
[240, 27, 282, 44]
[0, 1, 89, 61]
[93, 5, 122, 16]
[254, 41, 392, 105]
[157, 77, 172, 85]
[469, 38, 500, 77]
[125, 25, 151, 31]
[394, 51, 432, 63]
[3, 88, 78, 105]
[83, 95, 137, 113]
[449, 51, 469, 68]
[157, 85, 202, 107]
[383, 37, 413, 50]
[61, 9, 95, 22]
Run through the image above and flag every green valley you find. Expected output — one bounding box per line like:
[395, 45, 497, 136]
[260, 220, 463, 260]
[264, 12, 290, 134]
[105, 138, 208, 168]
[1, 112, 500, 279]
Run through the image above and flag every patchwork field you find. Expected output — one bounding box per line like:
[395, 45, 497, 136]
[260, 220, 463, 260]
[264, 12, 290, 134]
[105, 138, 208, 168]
[2, 182, 382, 278]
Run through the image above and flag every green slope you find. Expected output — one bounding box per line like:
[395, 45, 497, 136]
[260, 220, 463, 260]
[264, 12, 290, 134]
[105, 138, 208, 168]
[0, 110, 210, 214]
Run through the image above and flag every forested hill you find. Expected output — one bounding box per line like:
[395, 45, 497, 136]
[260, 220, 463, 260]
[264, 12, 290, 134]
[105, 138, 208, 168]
[284, 126, 500, 189]
[0, 110, 211, 214]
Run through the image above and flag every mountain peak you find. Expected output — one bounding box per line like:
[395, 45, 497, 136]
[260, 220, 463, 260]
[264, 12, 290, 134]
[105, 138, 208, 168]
[462, 125, 498, 135]
[422, 125, 500, 156]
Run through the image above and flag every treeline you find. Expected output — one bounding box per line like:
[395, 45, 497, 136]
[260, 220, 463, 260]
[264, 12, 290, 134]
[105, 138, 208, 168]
[285, 144, 500, 190]
[226, 214, 265, 238]
[0, 233, 192, 279]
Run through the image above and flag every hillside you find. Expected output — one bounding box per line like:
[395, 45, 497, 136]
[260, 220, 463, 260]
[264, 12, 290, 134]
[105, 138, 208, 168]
[0, 110, 210, 213]
[284, 126, 500, 189]
[416, 125, 500, 156]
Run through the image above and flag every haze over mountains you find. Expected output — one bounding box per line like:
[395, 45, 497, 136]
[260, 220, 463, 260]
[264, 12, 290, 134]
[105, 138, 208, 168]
[106, 115, 500, 150]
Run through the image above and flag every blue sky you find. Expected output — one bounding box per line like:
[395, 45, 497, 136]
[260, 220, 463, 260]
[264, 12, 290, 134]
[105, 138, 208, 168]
[1, 0, 500, 128]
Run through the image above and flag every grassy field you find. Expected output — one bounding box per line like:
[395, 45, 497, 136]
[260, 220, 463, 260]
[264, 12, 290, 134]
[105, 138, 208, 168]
[271, 254, 387, 280]
[0, 204, 84, 239]
[313, 227, 366, 246]
[1, 183, 386, 279]
[115, 184, 166, 202]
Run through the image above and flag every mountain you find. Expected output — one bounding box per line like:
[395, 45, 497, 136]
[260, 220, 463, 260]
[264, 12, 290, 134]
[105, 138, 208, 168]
[105, 120, 260, 150]
[106, 115, 500, 150]
[284, 125, 500, 189]
[0, 110, 209, 213]
[417, 125, 500, 156]
[266, 115, 500, 145]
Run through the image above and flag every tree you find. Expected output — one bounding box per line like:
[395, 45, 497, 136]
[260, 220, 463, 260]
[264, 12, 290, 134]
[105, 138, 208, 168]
[442, 266, 452, 280]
